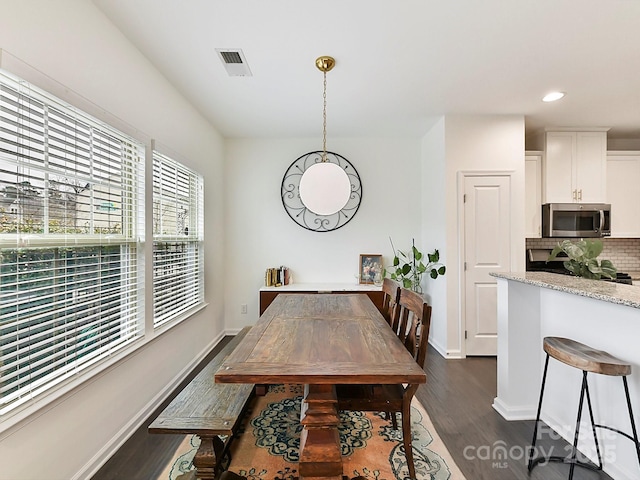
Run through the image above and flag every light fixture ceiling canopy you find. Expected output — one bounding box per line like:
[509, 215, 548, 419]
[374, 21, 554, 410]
[315, 56, 335, 73]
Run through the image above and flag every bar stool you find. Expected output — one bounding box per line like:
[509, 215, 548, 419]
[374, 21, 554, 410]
[528, 337, 640, 479]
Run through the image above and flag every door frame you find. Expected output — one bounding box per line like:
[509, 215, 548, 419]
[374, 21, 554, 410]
[457, 170, 515, 358]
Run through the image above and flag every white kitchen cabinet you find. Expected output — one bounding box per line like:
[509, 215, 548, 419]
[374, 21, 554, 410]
[607, 151, 640, 237]
[544, 130, 608, 203]
[525, 152, 542, 237]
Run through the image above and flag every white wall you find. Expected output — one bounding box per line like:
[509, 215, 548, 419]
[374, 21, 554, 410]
[224, 137, 422, 327]
[0, 2, 225, 479]
[421, 115, 525, 357]
[420, 118, 448, 354]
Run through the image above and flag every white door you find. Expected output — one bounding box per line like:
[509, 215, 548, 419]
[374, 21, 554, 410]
[463, 174, 511, 356]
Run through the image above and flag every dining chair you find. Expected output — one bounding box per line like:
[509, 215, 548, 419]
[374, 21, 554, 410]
[336, 287, 432, 480]
[381, 278, 401, 328]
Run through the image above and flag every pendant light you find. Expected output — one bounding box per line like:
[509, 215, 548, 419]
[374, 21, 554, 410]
[298, 56, 351, 216]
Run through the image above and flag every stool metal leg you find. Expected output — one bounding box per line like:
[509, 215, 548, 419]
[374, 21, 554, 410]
[568, 371, 588, 480]
[528, 353, 550, 471]
[582, 373, 603, 471]
[530, 367, 601, 477]
[623, 376, 640, 469]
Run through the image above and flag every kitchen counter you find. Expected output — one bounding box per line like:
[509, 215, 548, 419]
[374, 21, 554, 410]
[492, 272, 640, 480]
[491, 271, 640, 308]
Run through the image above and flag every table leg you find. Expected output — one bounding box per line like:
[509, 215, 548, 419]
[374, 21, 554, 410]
[298, 384, 343, 479]
[255, 384, 268, 396]
[192, 434, 223, 480]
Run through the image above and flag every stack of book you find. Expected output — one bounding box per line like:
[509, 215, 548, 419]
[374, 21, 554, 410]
[265, 266, 290, 287]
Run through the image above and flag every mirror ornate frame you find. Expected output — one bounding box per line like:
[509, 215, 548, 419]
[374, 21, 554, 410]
[281, 151, 362, 232]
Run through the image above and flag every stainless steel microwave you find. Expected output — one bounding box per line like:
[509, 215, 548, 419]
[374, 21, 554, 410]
[542, 203, 611, 238]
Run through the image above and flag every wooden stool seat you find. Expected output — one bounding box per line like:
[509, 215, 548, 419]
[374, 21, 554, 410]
[543, 336, 631, 376]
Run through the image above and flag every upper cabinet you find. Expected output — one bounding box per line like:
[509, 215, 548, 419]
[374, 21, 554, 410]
[525, 152, 542, 238]
[544, 129, 608, 203]
[607, 152, 640, 237]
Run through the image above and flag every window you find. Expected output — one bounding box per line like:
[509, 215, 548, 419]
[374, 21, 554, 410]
[152, 150, 203, 328]
[0, 70, 145, 414]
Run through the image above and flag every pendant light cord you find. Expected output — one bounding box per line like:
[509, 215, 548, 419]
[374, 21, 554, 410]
[322, 70, 328, 162]
[315, 56, 334, 163]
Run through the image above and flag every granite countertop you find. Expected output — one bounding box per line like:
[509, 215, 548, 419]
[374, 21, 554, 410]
[490, 271, 640, 309]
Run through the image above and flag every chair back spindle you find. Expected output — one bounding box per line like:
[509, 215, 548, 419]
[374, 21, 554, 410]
[381, 278, 401, 328]
[397, 288, 432, 369]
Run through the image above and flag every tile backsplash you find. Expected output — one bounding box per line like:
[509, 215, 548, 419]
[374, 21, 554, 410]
[526, 238, 640, 271]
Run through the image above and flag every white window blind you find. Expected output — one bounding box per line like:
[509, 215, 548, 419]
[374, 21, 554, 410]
[152, 151, 203, 328]
[0, 70, 145, 415]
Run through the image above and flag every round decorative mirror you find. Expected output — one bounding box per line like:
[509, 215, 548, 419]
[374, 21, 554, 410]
[281, 151, 362, 232]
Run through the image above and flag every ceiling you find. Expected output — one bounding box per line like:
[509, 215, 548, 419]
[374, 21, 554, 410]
[93, 0, 640, 141]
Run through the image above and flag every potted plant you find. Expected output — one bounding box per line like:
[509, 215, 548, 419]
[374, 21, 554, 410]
[385, 238, 446, 292]
[548, 239, 617, 280]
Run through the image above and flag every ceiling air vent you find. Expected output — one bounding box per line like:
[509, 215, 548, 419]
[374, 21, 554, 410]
[215, 48, 252, 77]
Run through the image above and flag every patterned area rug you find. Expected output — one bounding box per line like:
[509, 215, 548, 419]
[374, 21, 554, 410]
[160, 384, 466, 480]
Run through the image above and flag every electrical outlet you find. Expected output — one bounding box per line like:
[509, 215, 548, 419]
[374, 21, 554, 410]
[241, 304, 247, 314]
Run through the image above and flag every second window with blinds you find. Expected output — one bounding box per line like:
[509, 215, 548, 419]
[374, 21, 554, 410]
[152, 150, 204, 328]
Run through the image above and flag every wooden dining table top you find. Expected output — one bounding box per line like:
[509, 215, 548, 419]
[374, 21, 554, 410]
[215, 293, 426, 385]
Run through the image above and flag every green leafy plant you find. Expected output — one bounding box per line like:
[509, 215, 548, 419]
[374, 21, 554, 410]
[385, 238, 446, 292]
[548, 239, 617, 280]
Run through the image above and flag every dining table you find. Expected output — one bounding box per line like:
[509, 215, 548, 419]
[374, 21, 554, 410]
[215, 293, 427, 479]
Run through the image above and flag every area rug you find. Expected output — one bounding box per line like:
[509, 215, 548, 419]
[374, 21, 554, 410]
[159, 384, 466, 480]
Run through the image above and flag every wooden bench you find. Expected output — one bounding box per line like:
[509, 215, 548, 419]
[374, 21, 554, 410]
[149, 327, 254, 480]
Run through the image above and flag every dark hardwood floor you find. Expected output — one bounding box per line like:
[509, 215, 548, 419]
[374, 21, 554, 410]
[418, 344, 613, 480]
[93, 338, 614, 480]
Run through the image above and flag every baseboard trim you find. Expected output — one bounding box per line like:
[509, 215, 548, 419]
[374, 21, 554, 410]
[443, 348, 463, 359]
[429, 338, 463, 359]
[224, 327, 245, 335]
[492, 397, 536, 421]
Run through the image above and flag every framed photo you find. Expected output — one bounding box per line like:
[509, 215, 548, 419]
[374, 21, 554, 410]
[359, 254, 383, 284]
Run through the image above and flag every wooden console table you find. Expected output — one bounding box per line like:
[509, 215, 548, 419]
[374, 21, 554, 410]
[259, 283, 383, 315]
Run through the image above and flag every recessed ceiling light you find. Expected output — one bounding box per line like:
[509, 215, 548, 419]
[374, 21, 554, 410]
[542, 91, 565, 102]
